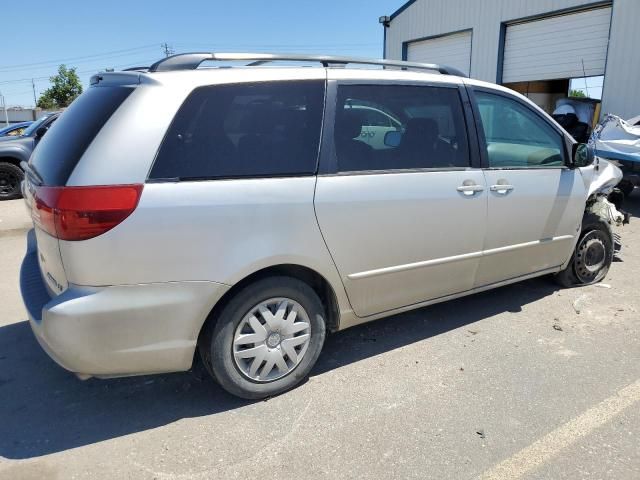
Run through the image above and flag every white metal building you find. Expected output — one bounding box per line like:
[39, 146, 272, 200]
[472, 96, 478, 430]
[382, 0, 640, 119]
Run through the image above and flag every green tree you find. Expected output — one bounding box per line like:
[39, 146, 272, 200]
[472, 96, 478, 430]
[569, 89, 587, 98]
[37, 65, 83, 109]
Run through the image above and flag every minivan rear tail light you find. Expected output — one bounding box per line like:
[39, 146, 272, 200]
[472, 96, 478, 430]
[33, 184, 143, 241]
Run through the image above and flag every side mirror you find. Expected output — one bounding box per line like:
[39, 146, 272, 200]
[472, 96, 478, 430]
[571, 143, 594, 168]
[35, 126, 48, 139]
[384, 130, 402, 148]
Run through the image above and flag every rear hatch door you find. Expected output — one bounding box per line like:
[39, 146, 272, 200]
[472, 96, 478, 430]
[23, 85, 136, 297]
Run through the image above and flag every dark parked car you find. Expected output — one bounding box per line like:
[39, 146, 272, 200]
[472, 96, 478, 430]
[0, 113, 58, 200]
[0, 121, 33, 137]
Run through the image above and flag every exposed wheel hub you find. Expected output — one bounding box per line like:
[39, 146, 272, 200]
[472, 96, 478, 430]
[583, 239, 605, 272]
[575, 230, 609, 283]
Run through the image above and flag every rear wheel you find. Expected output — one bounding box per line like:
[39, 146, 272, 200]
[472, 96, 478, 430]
[555, 212, 613, 287]
[199, 276, 326, 399]
[0, 162, 23, 200]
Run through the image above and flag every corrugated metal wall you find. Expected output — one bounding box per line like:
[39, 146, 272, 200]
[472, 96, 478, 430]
[600, 0, 640, 118]
[385, 0, 593, 81]
[406, 31, 472, 76]
[385, 0, 640, 118]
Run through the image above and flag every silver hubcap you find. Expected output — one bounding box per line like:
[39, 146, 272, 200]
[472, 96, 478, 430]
[233, 297, 311, 382]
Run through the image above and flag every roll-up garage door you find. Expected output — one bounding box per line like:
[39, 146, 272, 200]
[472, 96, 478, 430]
[406, 30, 472, 76]
[502, 6, 612, 83]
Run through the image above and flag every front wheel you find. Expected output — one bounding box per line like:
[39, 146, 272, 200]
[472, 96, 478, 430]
[199, 276, 326, 399]
[617, 179, 634, 198]
[0, 162, 24, 200]
[555, 212, 613, 287]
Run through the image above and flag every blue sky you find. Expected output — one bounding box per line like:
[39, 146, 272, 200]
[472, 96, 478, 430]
[1, 0, 402, 107]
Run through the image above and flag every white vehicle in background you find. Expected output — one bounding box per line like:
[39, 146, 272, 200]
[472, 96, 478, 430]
[344, 104, 402, 150]
[626, 114, 640, 126]
[591, 113, 640, 197]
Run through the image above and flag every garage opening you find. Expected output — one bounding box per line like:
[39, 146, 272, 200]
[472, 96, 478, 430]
[501, 5, 611, 133]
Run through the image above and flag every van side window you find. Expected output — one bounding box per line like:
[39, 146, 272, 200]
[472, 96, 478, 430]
[333, 84, 470, 172]
[150, 81, 325, 180]
[475, 91, 565, 168]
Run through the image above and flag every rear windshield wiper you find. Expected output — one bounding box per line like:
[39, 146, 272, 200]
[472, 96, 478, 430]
[146, 176, 218, 183]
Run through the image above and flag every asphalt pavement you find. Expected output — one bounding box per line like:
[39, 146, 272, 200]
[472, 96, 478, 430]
[0, 196, 639, 479]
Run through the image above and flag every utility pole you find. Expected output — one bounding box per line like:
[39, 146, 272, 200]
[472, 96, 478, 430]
[32, 79, 37, 107]
[161, 42, 174, 57]
[0, 91, 8, 127]
[581, 59, 590, 98]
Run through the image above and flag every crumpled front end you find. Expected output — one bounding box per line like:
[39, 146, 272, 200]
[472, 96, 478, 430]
[591, 114, 640, 164]
[583, 158, 629, 256]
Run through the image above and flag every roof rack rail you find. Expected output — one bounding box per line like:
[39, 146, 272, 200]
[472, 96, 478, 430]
[146, 52, 467, 77]
[122, 66, 150, 72]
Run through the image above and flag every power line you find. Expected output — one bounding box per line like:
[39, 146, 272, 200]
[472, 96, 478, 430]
[173, 42, 379, 48]
[0, 55, 159, 86]
[2, 55, 158, 106]
[1, 87, 37, 96]
[0, 42, 381, 85]
[0, 48, 161, 75]
[0, 44, 159, 72]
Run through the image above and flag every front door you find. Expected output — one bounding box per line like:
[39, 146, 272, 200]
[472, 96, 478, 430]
[470, 88, 587, 287]
[314, 79, 487, 317]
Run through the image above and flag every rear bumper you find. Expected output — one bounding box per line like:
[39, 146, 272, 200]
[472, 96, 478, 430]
[20, 229, 230, 378]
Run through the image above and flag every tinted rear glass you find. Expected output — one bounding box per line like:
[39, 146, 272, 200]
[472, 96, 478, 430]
[30, 86, 133, 186]
[334, 84, 470, 172]
[150, 80, 325, 180]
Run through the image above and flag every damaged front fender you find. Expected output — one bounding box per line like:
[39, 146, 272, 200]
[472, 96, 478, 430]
[588, 195, 627, 227]
[584, 158, 623, 198]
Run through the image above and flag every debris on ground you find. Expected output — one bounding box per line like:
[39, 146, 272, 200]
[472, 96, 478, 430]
[594, 283, 612, 289]
[573, 294, 589, 314]
[476, 429, 485, 439]
[553, 324, 564, 332]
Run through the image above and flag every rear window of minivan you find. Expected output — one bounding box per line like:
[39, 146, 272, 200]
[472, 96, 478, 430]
[29, 86, 133, 186]
[149, 80, 325, 180]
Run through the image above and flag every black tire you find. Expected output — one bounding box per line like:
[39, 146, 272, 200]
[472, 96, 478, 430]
[0, 162, 24, 200]
[617, 179, 634, 198]
[608, 188, 624, 211]
[555, 212, 613, 288]
[199, 276, 326, 399]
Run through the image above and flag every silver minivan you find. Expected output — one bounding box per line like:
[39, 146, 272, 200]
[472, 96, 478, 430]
[20, 53, 623, 399]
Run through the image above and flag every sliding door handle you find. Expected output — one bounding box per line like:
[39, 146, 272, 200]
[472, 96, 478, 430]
[457, 184, 484, 196]
[490, 184, 515, 194]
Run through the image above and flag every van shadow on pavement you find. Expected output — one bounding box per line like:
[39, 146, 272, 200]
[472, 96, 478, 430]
[0, 275, 561, 460]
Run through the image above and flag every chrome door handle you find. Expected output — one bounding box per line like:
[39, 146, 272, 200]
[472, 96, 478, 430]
[457, 184, 484, 196]
[490, 184, 514, 194]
